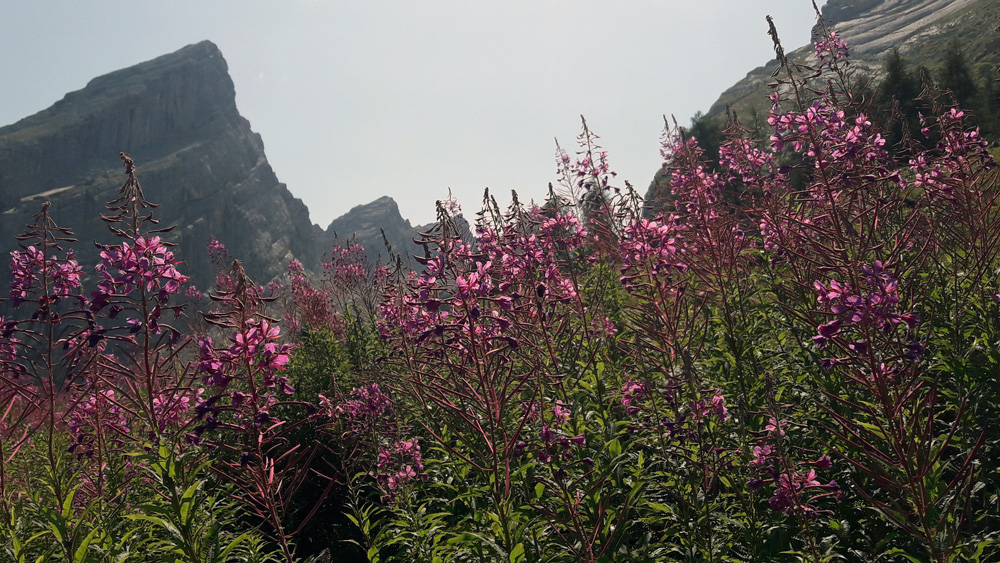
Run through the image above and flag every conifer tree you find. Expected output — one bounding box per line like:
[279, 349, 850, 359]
[876, 48, 922, 153]
[687, 112, 724, 170]
[939, 40, 978, 109]
[977, 67, 1000, 139]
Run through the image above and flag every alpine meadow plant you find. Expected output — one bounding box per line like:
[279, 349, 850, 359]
[1, 201, 104, 562]
[371, 183, 638, 561]
[0, 155, 282, 562]
[195, 260, 332, 563]
[88, 154, 198, 444]
[749, 23, 993, 561]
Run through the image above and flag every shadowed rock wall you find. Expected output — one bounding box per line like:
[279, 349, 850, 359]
[0, 41, 324, 290]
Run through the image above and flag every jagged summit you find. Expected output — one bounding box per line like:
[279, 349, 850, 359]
[323, 196, 423, 264]
[326, 196, 406, 234]
[81, 40, 226, 93]
[10, 41, 230, 134]
[1, 40, 238, 194]
[0, 40, 427, 292]
[0, 40, 322, 288]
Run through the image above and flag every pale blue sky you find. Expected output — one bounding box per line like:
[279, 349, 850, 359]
[0, 1, 820, 227]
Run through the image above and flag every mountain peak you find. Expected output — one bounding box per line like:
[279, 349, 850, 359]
[326, 196, 404, 232]
[323, 195, 420, 262]
[81, 40, 228, 93]
[0, 41, 435, 291]
[4, 40, 235, 141]
[0, 40, 321, 289]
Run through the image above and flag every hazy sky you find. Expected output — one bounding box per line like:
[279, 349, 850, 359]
[0, 1, 821, 227]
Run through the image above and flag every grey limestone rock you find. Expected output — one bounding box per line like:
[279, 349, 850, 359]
[0, 41, 324, 291]
[706, 0, 986, 118]
[321, 195, 424, 265]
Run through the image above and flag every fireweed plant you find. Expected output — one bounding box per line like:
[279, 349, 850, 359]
[368, 187, 638, 562]
[0, 157, 289, 562]
[1, 20, 1000, 563]
[196, 259, 340, 563]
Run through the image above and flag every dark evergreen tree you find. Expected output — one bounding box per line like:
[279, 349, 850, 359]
[939, 40, 978, 109]
[686, 112, 724, 170]
[875, 49, 923, 155]
[977, 67, 1000, 140]
[878, 49, 920, 106]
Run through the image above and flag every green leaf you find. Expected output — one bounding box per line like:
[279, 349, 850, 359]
[607, 438, 622, 458]
[73, 527, 101, 563]
[646, 502, 672, 514]
[127, 514, 183, 542]
[46, 516, 66, 545]
[179, 481, 201, 525]
[883, 548, 924, 563]
[61, 485, 80, 521]
[509, 542, 525, 563]
[217, 532, 250, 562]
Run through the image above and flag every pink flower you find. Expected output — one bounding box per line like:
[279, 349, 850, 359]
[551, 401, 571, 424]
[711, 390, 728, 421]
[752, 445, 774, 466]
[766, 417, 787, 437]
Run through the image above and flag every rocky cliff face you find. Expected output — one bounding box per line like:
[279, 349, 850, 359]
[817, 0, 979, 58]
[0, 41, 327, 290]
[321, 196, 424, 265]
[0, 40, 432, 295]
[706, 0, 989, 117]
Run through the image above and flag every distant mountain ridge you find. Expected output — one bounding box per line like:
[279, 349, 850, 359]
[645, 0, 998, 210]
[706, 0, 994, 118]
[0, 41, 421, 293]
[321, 196, 426, 265]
